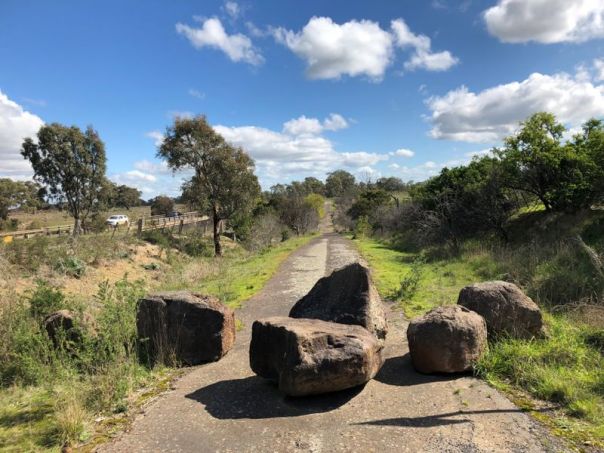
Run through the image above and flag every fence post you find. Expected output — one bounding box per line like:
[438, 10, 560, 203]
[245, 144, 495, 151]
[137, 218, 144, 237]
[179, 218, 184, 234]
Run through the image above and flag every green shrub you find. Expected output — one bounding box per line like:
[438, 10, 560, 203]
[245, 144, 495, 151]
[395, 256, 424, 301]
[28, 280, 67, 320]
[179, 236, 214, 257]
[353, 215, 371, 239]
[55, 256, 86, 278]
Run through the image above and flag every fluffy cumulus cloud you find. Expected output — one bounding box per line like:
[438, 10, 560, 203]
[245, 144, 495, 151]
[427, 71, 604, 142]
[214, 114, 387, 182]
[594, 58, 604, 81]
[391, 19, 458, 71]
[282, 113, 349, 136]
[390, 148, 415, 158]
[176, 17, 263, 65]
[272, 17, 458, 80]
[484, 0, 604, 44]
[145, 130, 164, 147]
[0, 90, 44, 179]
[273, 17, 394, 80]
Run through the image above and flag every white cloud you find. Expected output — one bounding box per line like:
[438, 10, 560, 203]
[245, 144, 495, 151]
[282, 113, 349, 136]
[594, 58, 604, 81]
[134, 160, 171, 175]
[0, 90, 44, 179]
[224, 1, 240, 20]
[465, 149, 493, 158]
[273, 17, 457, 79]
[214, 115, 387, 182]
[123, 170, 157, 182]
[427, 71, 604, 142]
[282, 116, 323, 136]
[391, 19, 458, 71]
[145, 130, 164, 147]
[176, 17, 263, 65]
[391, 148, 415, 158]
[273, 17, 394, 80]
[323, 113, 349, 131]
[484, 0, 604, 44]
[188, 88, 206, 100]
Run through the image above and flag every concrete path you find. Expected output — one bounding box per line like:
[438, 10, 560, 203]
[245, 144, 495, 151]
[100, 232, 567, 453]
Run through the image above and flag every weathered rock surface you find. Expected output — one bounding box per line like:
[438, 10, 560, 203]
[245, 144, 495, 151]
[457, 281, 543, 339]
[250, 316, 384, 396]
[407, 305, 487, 374]
[137, 291, 235, 365]
[44, 309, 95, 348]
[289, 262, 387, 343]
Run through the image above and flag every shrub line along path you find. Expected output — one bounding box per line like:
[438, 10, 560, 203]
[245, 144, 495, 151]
[100, 217, 566, 452]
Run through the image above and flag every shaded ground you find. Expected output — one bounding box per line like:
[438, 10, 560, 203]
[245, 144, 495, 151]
[99, 226, 568, 452]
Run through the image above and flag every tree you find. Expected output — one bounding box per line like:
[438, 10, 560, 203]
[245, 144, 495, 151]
[497, 112, 596, 212]
[376, 176, 406, 193]
[159, 116, 260, 256]
[325, 170, 356, 198]
[150, 195, 174, 216]
[571, 118, 604, 204]
[411, 157, 519, 245]
[115, 185, 142, 210]
[301, 177, 325, 195]
[0, 178, 41, 220]
[21, 123, 107, 234]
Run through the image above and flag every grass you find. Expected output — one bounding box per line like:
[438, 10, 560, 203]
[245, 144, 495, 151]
[354, 231, 604, 447]
[0, 230, 316, 451]
[354, 237, 499, 318]
[161, 234, 317, 308]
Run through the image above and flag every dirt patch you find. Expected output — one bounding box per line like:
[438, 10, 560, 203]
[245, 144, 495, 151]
[4, 243, 166, 299]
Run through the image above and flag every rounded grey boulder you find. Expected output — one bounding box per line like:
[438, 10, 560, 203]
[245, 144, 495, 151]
[457, 281, 543, 339]
[407, 305, 487, 374]
[250, 316, 384, 396]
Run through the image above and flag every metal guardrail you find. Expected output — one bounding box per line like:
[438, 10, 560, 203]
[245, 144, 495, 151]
[0, 211, 211, 242]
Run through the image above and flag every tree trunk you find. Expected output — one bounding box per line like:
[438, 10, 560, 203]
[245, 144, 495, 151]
[212, 208, 222, 256]
[73, 217, 82, 236]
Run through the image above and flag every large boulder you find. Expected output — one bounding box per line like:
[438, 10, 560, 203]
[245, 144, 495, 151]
[44, 309, 96, 348]
[288, 263, 387, 343]
[407, 305, 487, 374]
[250, 317, 384, 396]
[137, 291, 235, 365]
[457, 281, 543, 339]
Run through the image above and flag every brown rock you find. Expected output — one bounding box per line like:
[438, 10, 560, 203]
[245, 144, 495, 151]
[44, 309, 95, 348]
[289, 263, 387, 343]
[250, 316, 383, 396]
[407, 305, 487, 374]
[457, 281, 543, 339]
[137, 291, 235, 365]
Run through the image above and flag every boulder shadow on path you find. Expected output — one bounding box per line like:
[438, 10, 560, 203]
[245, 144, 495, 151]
[185, 375, 364, 420]
[354, 408, 531, 428]
[375, 354, 462, 387]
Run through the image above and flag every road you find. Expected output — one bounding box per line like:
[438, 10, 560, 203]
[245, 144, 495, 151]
[100, 229, 567, 452]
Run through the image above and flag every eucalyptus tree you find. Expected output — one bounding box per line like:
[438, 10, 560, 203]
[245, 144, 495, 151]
[21, 123, 107, 234]
[159, 115, 260, 256]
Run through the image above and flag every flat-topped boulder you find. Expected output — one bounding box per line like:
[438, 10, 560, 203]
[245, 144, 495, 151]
[289, 263, 387, 343]
[407, 305, 487, 374]
[137, 291, 235, 366]
[457, 281, 543, 339]
[250, 316, 384, 396]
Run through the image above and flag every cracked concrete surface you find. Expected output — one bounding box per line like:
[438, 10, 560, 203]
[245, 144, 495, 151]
[99, 228, 568, 453]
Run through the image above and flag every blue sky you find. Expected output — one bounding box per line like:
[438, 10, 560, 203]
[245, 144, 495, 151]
[1, 0, 604, 197]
